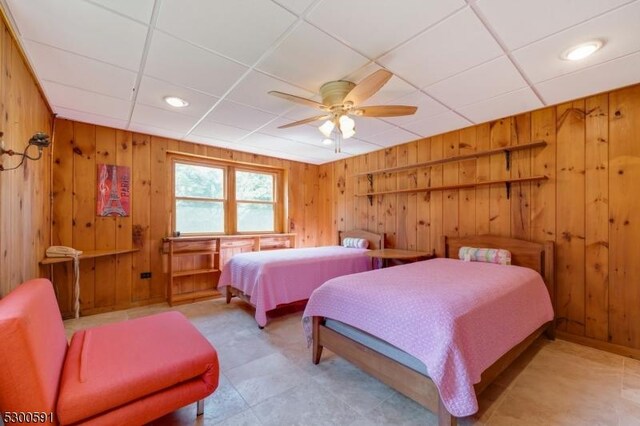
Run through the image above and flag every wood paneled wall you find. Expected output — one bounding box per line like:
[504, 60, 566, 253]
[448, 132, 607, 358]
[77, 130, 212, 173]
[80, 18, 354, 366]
[318, 83, 640, 354]
[0, 19, 52, 297]
[51, 118, 320, 317]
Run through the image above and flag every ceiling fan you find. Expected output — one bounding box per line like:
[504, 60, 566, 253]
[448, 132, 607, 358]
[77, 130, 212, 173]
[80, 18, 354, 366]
[268, 69, 417, 152]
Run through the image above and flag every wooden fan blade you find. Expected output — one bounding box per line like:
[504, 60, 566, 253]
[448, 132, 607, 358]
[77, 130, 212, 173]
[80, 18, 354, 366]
[278, 115, 331, 129]
[343, 69, 393, 106]
[355, 105, 417, 117]
[268, 91, 327, 110]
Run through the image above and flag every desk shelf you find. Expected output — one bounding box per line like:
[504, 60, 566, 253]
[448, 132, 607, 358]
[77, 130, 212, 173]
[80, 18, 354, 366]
[40, 248, 138, 265]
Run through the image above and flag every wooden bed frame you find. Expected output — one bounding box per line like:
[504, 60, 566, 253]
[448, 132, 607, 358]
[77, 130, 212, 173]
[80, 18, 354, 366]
[225, 229, 384, 325]
[312, 235, 555, 426]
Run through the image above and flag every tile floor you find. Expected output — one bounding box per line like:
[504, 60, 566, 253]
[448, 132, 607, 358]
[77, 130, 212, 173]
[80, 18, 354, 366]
[63, 299, 640, 425]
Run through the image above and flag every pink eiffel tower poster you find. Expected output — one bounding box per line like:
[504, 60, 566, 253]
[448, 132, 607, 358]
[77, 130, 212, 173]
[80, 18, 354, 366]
[96, 164, 131, 217]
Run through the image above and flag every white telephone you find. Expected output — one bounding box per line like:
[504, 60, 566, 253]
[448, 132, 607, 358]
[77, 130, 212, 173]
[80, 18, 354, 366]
[46, 246, 83, 257]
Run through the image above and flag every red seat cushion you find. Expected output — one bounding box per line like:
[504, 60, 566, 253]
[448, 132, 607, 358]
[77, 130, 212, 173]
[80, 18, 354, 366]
[57, 311, 218, 424]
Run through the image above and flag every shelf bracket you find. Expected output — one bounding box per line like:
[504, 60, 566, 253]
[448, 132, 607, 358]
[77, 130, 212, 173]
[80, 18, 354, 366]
[367, 173, 374, 206]
[505, 181, 512, 199]
[504, 150, 511, 171]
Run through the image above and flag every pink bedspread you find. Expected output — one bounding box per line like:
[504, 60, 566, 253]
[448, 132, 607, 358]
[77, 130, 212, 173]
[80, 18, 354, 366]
[219, 246, 371, 326]
[302, 258, 553, 417]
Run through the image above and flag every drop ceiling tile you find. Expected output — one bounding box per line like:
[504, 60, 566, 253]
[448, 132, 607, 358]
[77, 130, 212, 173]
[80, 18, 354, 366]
[476, 0, 632, 50]
[535, 51, 640, 105]
[187, 135, 238, 150]
[271, 0, 316, 15]
[513, 1, 640, 83]
[260, 119, 325, 144]
[191, 120, 253, 142]
[23, 40, 136, 101]
[157, 0, 296, 65]
[361, 127, 420, 147]
[378, 8, 503, 88]
[425, 56, 527, 108]
[136, 76, 219, 118]
[226, 71, 316, 115]
[204, 100, 278, 131]
[87, 0, 155, 23]
[381, 91, 449, 126]
[145, 31, 249, 97]
[239, 133, 337, 162]
[6, 0, 147, 70]
[308, 0, 465, 58]
[128, 122, 186, 140]
[43, 81, 131, 120]
[340, 138, 383, 155]
[242, 144, 333, 164]
[350, 118, 397, 139]
[54, 106, 129, 130]
[130, 104, 200, 133]
[457, 87, 542, 124]
[238, 133, 333, 158]
[283, 104, 327, 121]
[257, 22, 369, 92]
[401, 111, 471, 137]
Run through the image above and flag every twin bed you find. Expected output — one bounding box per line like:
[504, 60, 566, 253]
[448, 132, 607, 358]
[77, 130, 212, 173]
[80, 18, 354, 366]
[217, 230, 383, 327]
[219, 231, 555, 424]
[303, 235, 555, 425]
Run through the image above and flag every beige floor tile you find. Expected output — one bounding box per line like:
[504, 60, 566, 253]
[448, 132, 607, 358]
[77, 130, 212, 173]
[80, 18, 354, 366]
[226, 352, 308, 406]
[616, 398, 640, 425]
[311, 356, 395, 415]
[626, 358, 640, 377]
[359, 392, 438, 425]
[251, 378, 363, 426]
[623, 372, 640, 405]
[215, 409, 263, 426]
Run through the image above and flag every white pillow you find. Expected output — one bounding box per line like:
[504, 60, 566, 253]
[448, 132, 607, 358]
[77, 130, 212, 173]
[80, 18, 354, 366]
[342, 237, 369, 249]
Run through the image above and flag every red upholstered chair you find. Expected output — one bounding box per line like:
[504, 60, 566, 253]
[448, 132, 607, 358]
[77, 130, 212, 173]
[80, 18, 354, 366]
[0, 279, 219, 425]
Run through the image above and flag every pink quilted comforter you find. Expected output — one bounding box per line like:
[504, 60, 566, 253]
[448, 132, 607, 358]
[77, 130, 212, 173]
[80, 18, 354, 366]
[302, 258, 553, 417]
[219, 246, 371, 326]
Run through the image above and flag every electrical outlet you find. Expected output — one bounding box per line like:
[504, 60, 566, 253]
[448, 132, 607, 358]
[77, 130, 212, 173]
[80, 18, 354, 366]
[140, 272, 152, 279]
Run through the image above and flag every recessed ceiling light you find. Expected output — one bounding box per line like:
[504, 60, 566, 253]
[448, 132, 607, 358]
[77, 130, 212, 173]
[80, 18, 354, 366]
[164, 96, 189, 108]
[562, 40, 603, 61]
[322, 138, 333, 145]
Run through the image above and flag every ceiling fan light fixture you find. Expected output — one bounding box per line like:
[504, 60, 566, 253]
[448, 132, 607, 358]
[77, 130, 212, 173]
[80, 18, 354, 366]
[164, 96, 189, 108]
[562, 40, 603, 61]
[319, 120, 335, 137]
[339, 115, 355, 139]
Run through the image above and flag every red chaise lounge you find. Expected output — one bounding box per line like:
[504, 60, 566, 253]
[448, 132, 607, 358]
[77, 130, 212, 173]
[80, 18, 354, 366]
[0, 279, 219, 425]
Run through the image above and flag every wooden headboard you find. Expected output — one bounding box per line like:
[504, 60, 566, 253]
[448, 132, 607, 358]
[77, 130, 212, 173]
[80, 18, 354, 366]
[338, 230, 384, 250]
[441, 235, 555, 308]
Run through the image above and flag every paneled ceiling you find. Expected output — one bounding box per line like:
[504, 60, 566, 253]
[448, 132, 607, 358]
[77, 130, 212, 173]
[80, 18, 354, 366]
[3, 0, 639, 164]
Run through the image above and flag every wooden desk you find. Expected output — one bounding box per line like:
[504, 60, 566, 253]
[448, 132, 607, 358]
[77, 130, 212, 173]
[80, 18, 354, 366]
[365, 249, 434, 268]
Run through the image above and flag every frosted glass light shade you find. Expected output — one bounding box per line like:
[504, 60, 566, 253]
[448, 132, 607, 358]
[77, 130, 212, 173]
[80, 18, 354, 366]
[319, 120, 335, 137]
[339, 115, 355, 139]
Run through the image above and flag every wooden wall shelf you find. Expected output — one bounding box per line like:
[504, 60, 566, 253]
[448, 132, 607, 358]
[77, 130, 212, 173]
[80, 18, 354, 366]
[353, 140, 547, 177]
[356, 176, 548, 201]
[40, 248, 138, 265]
[165, 237, 220, 306]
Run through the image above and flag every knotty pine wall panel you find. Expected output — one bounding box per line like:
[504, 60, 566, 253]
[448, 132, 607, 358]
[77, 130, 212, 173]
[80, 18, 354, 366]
[317, 83, 640, 355]
[0, 19, 52, 297]
[51, 119, 321, 317]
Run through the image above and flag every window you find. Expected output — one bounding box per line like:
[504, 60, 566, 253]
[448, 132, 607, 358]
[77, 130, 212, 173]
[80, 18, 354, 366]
[174, 162, 225, 234]
[236, 170, 275, 232]
[172, 156, 283, 235]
